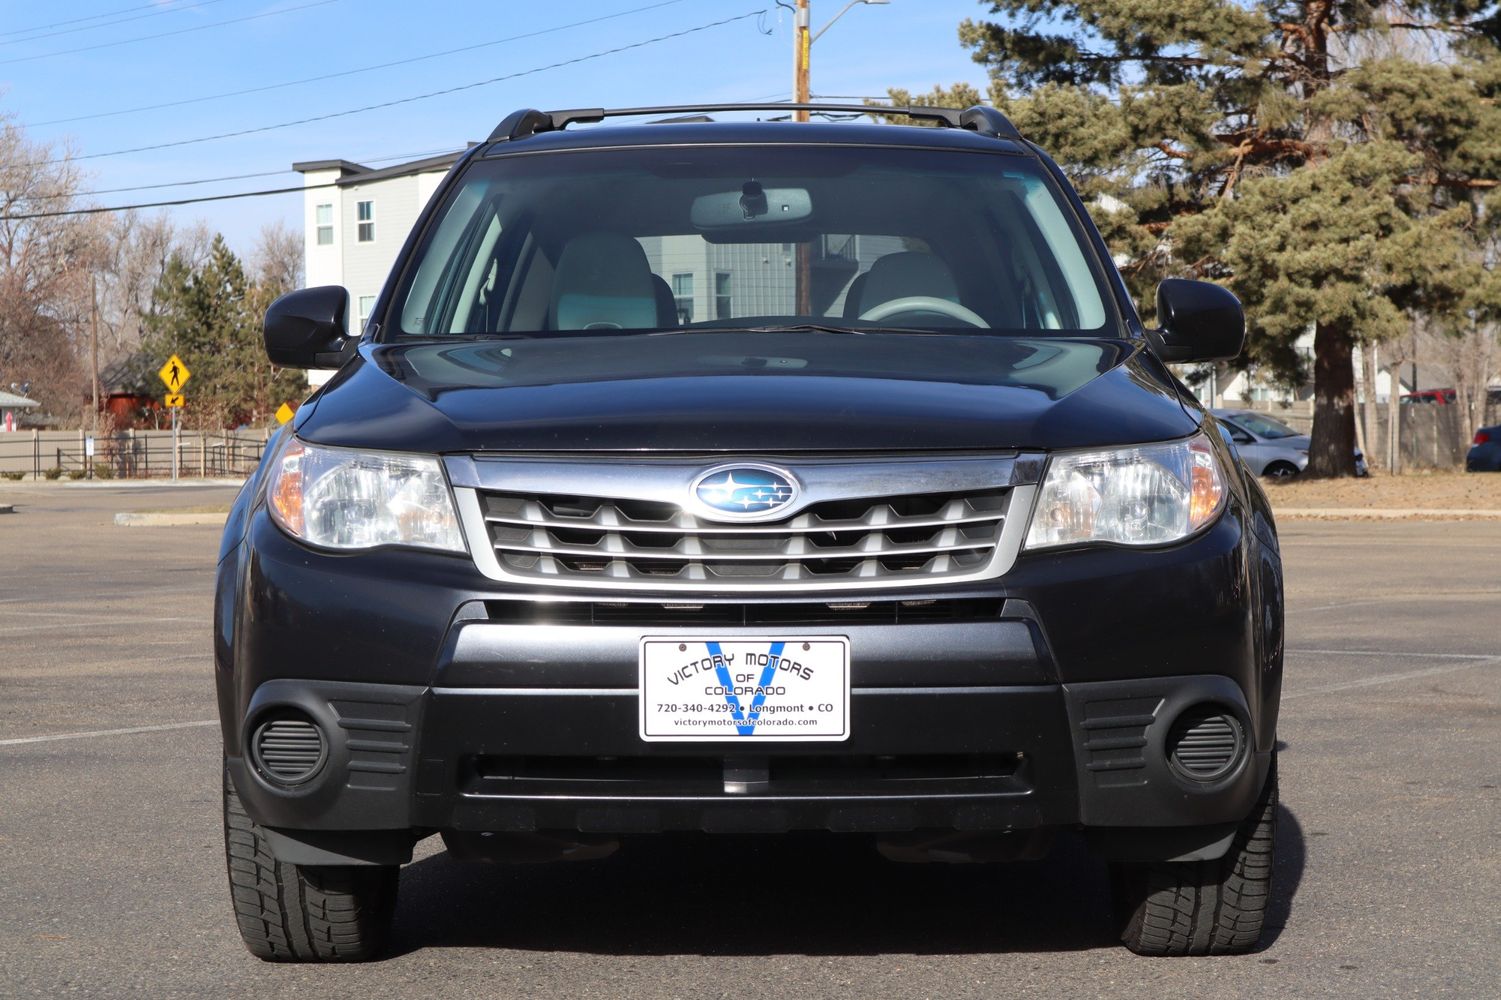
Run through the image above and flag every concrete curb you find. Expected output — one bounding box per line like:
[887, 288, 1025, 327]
[1276, 507, 1501, 520]
[113, 512, 228, 527]
[0, 478, 245, 489]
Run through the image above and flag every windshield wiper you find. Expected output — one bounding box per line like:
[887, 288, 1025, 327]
[741, 323, 963, 336]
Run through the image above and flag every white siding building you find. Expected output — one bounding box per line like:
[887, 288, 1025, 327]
[294, 152, 462, 384]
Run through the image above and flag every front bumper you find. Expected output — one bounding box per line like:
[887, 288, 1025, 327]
[219, 504, 1277, 856]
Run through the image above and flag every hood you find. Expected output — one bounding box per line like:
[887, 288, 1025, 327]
[295, 331, 1197, 454]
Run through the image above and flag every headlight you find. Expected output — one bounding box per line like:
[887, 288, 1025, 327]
[267, 439, 464, 553]
[1024, 432, 1226, 549]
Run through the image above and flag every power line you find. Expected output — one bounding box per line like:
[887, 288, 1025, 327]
[29, 0, 692, 128]
[25, 10, 766, 167]
[23, 147, 463, 202]
[0, 0, 234, 47]
[1, 182, 341, 221]
[0, 152, 464, 219]
[0, 0, 341, 66]
[0, 0, 220, 39]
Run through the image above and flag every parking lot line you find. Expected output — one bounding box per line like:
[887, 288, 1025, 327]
[0, 609, 206, 620]
[1286, 648, 1499, 660]
[0, 615, 200, 635]
[1291, 591, 1501, 614]
[1283, 657, 1499, 700]
[0, 719, 217, 747]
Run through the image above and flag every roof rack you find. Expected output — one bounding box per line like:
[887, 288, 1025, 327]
[487, 103, 1022, 143]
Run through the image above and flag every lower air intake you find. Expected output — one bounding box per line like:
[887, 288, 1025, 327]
[1167, 708, 1245, 782]
[251, 714, 326, 784]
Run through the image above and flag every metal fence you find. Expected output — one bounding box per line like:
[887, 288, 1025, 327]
[0, 429, 272, 480]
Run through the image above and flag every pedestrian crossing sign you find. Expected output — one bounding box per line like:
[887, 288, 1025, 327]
[158, 355, 191, 392]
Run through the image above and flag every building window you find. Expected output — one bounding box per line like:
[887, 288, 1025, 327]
[714, 272, 731, 319]
[356, 200, 375, 243]
[357, 295, 376, 332]
[315, 203, 333, 246]
[671, 272, 694, 324]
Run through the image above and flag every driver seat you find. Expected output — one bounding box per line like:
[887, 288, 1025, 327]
[852, 251, 961, 318]
[550, 233, 660, 330]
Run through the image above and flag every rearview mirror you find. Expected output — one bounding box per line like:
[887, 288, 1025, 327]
[691, 183, 812, 228]
[1151, 279, 1245, 364]
[264, 285, 351, 369]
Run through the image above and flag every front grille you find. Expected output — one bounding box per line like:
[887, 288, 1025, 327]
[465, 753, 1027, 798]
[476, 487, 1011, 589]
[485, 598, 1004, 627]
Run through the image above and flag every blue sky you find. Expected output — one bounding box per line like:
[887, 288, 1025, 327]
[1, 0, 995, 255]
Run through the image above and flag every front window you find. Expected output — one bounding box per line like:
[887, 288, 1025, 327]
[392, 144, 1112, 337]
[315, 203, 333, 246]
[1231, 413, 1299, 439]
[715, 271, 732, 319]
[671, 272, 694, 324]
[357, 200, 375, 243]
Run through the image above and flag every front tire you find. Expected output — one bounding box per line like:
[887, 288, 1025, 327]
[223, 765, 398, 962]
[1111, 755, 1278, 956]
[1262, 461, 1300, 480]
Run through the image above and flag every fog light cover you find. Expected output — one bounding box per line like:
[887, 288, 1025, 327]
[1167, 707, 1246, 782]
[251, 713, 326, 785]
[1025, 432, 1225, 549]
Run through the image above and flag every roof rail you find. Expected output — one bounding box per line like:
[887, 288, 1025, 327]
[487, 103, 1021, 142]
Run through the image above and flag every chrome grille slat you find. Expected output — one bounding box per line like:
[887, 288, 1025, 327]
[450, 455, 1040, 593]
[483, 510, 1008, 534]
[492, 538, 998, 561]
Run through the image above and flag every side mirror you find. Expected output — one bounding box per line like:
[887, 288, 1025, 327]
[264, 285, 351, 369]
[1151, 279, 1245, 364]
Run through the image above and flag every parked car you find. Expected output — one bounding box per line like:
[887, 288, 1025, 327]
[1401, 388, 1456, 405]
[1466, 425, 1501, 471]
[216, 103, 1283, 961]
[1213, 408, 1368, 477]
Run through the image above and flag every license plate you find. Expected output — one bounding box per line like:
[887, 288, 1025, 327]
[639, 637, 850, 742]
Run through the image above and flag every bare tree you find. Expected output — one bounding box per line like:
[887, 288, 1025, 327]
[93, 212, 178, 369]
[1420, 322, 1499, 440]
[0, 113, 103, 419]
[251, 220, 303, 296]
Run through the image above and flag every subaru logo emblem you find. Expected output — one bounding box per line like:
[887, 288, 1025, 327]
[691, 464, 799, 521]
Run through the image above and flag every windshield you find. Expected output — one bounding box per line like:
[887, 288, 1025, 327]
[391, 144, 1113, 338]
[1232, 413, 1300, 439]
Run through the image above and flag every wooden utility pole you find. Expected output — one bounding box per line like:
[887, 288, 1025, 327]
[90, 273, 100, 438]
[792, 0, 813, 314]
[793, 0, 810, 120]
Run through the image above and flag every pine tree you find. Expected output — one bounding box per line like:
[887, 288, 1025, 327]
[143, 235, 305, 429]
[888, 2, 1501, 476]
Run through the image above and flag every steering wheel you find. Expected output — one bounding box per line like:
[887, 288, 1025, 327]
[858, 296, 989, 329]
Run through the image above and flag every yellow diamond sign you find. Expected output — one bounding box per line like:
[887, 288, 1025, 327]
[158, 354, 191, 392]
[275, 402, 295, 425]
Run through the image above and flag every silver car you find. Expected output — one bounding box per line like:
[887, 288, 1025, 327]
[1213, 408, 1367, 478]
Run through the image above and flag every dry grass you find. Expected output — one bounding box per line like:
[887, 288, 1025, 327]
[1263, 470, 1501, 511]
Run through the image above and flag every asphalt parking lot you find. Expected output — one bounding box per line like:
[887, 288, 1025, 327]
[1, 484, 1497, 998]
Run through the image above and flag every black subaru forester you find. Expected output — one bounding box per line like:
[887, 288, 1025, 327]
[216, 104, 1283, 961]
